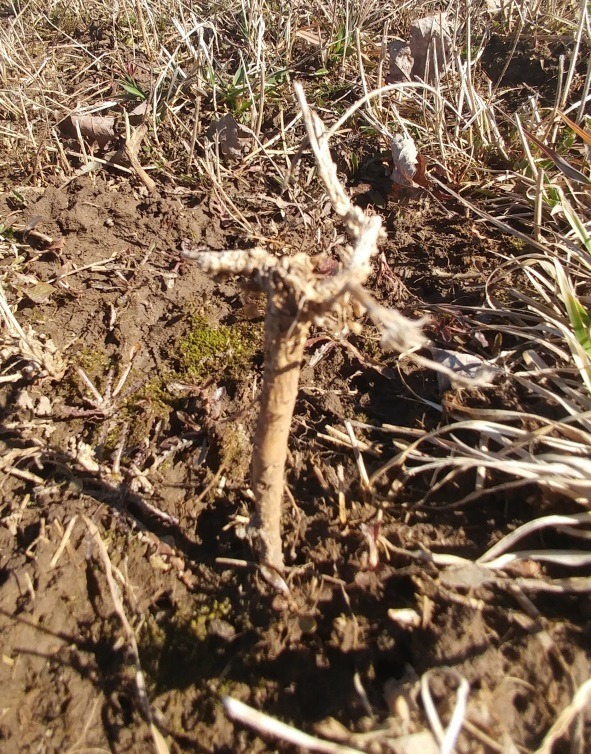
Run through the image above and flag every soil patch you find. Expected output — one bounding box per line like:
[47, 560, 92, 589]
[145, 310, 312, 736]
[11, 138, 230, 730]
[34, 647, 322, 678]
[2, 172, 590, 753]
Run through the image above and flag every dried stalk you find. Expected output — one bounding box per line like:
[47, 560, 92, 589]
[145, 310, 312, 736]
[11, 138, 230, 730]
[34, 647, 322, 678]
[251, 298, 311, 573]
[181, 248, 316, 582]
[182, 85, 423, 584]
[223, 696, 365, 754]
[123, 116, 157, 194]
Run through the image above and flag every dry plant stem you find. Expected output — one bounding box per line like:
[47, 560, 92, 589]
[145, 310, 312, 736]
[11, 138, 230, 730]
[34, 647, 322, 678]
[181, 247, 316, 579]
[223, 697, 365, 754]
[124, 120, 157, 193]
[534, 677, 591, 754]
[182, 87, 422, 584]
[251, 298, 310, 572]
[84, 516, 170, 754]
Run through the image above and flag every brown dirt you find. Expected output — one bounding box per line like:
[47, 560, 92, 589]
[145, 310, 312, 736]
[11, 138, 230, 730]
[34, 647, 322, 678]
[1, 172, 590, 753]
[481, 31, 589, 108]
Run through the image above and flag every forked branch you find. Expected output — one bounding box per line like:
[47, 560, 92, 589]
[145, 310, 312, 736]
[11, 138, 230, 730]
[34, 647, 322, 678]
[182, 85, 424, 586]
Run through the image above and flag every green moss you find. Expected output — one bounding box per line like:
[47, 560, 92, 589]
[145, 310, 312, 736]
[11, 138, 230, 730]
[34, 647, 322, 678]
[508, 237, 526, 252]
[138, 597, 234, 690]
[218, 421, 250, 479]
[189, 597, 232, 641]
[132, 375, 178, 411]
[178, 315, 262, 381]
[76, 346, 111, 379]
[140, 613, 167, 664]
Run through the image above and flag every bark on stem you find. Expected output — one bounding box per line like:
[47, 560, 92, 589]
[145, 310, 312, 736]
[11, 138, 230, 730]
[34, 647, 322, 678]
[251, 293, 310, 575]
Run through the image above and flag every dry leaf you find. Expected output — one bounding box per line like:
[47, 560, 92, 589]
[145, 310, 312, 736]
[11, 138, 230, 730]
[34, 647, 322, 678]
[413, 152, 429, 188]
[391, 133, 419, 186]
[486, 0, 506, 13]
[440, 563, 492, 589]
[295, 27, 322, 46]
[558, 110, 591, 147]
[523, 125, 591, 185]
[206, 113, 254, 160]
[409, 13, 452, 83]
[429, 346, 499, 391]
[35, 396, 53, 416]
[128, 101, 149, 126]
[59, 114, 117, 148]
[25, 282, 56, 304]
[15, 390, 35, 412]
[386, 39, 414, 83]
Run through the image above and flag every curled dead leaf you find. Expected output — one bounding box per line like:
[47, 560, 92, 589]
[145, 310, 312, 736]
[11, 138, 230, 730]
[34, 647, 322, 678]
[390, 133, 419, 187]
[428, 346, 500, 392]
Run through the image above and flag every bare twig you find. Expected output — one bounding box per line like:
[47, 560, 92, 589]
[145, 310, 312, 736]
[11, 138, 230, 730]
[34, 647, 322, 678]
[123, 115, 157, 193]
[223, 697, 366, 754]
[84, 517, 170, 754]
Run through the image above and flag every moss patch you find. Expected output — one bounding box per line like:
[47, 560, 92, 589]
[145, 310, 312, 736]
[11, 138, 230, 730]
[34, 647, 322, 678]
[76, 346, 112, 379]
[138, 597, 234, 691]
[178, 315, 262, 381]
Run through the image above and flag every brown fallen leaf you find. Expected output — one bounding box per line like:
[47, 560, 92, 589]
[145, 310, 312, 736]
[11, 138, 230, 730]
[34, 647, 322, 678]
[127, 101, 149, 126]
[295, 27, 323, 46]
[206, 113, 254, 160]
[386, 39, 414, 83]
[59, 114, 117, 148]
[409, 13, 453, 83]
[25, 282, 56, 304]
